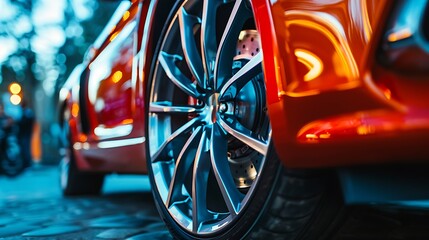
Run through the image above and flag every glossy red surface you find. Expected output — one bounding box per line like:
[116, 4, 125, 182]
[64, 0, 151, 173]
[252, 0, 429, 167]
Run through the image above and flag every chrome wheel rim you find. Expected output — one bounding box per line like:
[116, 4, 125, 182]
[148, 0, 270, 234]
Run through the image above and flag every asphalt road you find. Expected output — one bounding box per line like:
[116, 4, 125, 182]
[0, 165, 172, 239]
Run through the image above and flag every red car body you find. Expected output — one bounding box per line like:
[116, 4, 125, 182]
[62, 0, 429, 173]
[254, 0, 429, 168]
[61, 0, 149, 173]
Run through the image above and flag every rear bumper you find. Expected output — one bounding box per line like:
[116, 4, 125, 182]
[272, 99, 429, 168]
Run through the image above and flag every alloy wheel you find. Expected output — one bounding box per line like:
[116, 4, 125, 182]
[148, 0, 270, 234]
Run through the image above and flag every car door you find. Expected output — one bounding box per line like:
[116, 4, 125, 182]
[77, 0, 147, 172]
[82, 1, 141, 141]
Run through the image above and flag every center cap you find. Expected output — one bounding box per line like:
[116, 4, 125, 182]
[209, 93, 219, 123]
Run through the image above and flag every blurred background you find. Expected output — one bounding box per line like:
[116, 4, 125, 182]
[0, 0, 120, 166]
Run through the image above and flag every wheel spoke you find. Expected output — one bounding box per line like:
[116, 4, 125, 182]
[201, 0, 221, 84]
[150, 101, 203, 114]
[219, 52, 263, 101]
[151, 116, 203, 162]
[210, 123, 243, 215]
[192, 127, 212, 232]
[178, 8, 205, 88]
[214, 0, 251, 90]
[218, 114, 268, 155]
[166, 126, 203, 208]
[159, 51, 202, 99]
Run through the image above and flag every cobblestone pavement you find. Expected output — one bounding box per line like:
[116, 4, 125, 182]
[4, 166, 429, 239]
[0, 165, 172, 239]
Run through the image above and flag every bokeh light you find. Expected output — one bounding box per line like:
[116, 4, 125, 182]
[0, 0, 119, 164]
[9, 82, 22, 94]
[10, 94, 22, 105]
[112, 70, 122, 83]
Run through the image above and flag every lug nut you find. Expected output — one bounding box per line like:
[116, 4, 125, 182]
[219, 103, 227, 113]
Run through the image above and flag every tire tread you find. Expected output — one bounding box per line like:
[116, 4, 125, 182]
[249, 169, 344, 240]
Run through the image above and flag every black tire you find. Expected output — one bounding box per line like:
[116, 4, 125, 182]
[59, 107, 104, 196]
[59, 155, 105, 196]
[247, 153, 345, 240]
[146, 0, 344, 239]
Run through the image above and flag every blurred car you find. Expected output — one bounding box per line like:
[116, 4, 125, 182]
[59, 0, 429, 239]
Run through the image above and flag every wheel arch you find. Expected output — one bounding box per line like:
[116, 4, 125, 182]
[250, 0, 291, 166]
[251, 0, 286, 106]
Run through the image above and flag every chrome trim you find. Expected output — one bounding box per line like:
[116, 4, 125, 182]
[97, 137, 145, 149]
